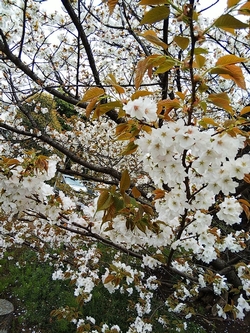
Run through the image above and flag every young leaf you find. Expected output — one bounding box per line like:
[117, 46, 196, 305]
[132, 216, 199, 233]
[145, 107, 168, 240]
[135, 58, 150, 90]
[131, 90, 153, 100]
[104, 0, 119, 15]
[96, 191, 114, 211]
[208, 93, 234, 114]
[193, 47, 209, 55]
[227, 0, 240, 8]
[219, 65, 246, 89]
[154, 59, 176, 74]
[120, 169, 130, 193]
[211, 65, 246, 89]
[141, 30, 168, 49]
[122, 141, 138, 155]
[81, 87, 105, 102]
[214, 14, 248, 30]
[238, 2, 250, 15]
[216, 55, 247, 66]
[199, 117, 219, 128]
[240, 106, 250, 116]
[132, 186, 141, 198]
[139, 0, 167, 4]
[104, 274, 116, 284]
[99, 101, 123, 114]
[195, 54, 206, 68]
[174, 36, 189, 50]
[106, 74, 125, 94]
[85, 97, 98, 118]
[140, 6, 170, 25]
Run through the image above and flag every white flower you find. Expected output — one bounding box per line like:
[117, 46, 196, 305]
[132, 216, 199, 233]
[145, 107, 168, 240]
[217, 197, 242, 225]
[123, 97, 157, 122]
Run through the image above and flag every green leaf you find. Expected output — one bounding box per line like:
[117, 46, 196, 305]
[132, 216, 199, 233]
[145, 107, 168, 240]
[193, 47, 209, 55]
[139, 0, 167, 4]
[120, 169, 130, 193]
[195, 54, 206, 68]
[99, 101, 123, 113]
[141, 30, 168, 49]
[154, 59, 175, 73]
[174, 36, 189, 50]
[96, 191, 114, 211]
[214, 14, 248, 30]
[199, 117, 219, 128]
[140, 6, 170, 25]
[122, 142, 138, 155]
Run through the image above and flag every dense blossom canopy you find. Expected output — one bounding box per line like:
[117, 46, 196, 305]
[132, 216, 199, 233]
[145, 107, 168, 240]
[0, 0, 250, 331]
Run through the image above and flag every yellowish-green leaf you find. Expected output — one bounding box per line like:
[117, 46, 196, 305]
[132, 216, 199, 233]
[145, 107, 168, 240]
[136, 220, 147, 234]
[227, 0, 240, 8]
[224, 304, 234, 312]
[139, 0, 167, 4]
[199, 101, 207, 113]
[193, 47, 209, 55]
[141, 124, 152, 134]
[238, 2, 250, 15]
[214, 14, 248, 30]
[195, 54, 206, 68]
[131, 90, 153, 100]
[176, 91, 186, 100]
[208, 93, 234, 114]
[240, 106, 250, 116]
[216, 54, 247, 66]
[199, 117, 219, 127]
[99, 101, 123, 113]
[210, 67, 233, 75]
[154, 59, 175, 74]
[115, 123, 129, 136]
[141, 30, 168, 49]
[122, 141, 138, 155]
[174, 36, 189, 50]
[116, 132, 134, 141]
[140, 6, 170, 25]
[81, 87, 105, 102]
[97, 191, 114, 211]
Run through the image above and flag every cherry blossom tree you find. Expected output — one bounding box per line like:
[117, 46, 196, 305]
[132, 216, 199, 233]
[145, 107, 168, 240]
[0, 0, 250, 331]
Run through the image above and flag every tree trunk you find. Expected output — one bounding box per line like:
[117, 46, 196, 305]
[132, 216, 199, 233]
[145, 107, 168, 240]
[0, 299, 14, 333]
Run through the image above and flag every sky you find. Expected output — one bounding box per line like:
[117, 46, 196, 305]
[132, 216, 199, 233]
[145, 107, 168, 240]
[39, 0, 228, 18]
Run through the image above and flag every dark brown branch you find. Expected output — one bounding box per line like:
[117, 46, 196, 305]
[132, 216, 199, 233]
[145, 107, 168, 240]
[61, 0, 102, 87]
[18, 0, 28, 59]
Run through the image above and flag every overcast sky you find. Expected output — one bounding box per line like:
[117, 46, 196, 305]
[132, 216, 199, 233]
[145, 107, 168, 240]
[39, 0, 228, 18]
